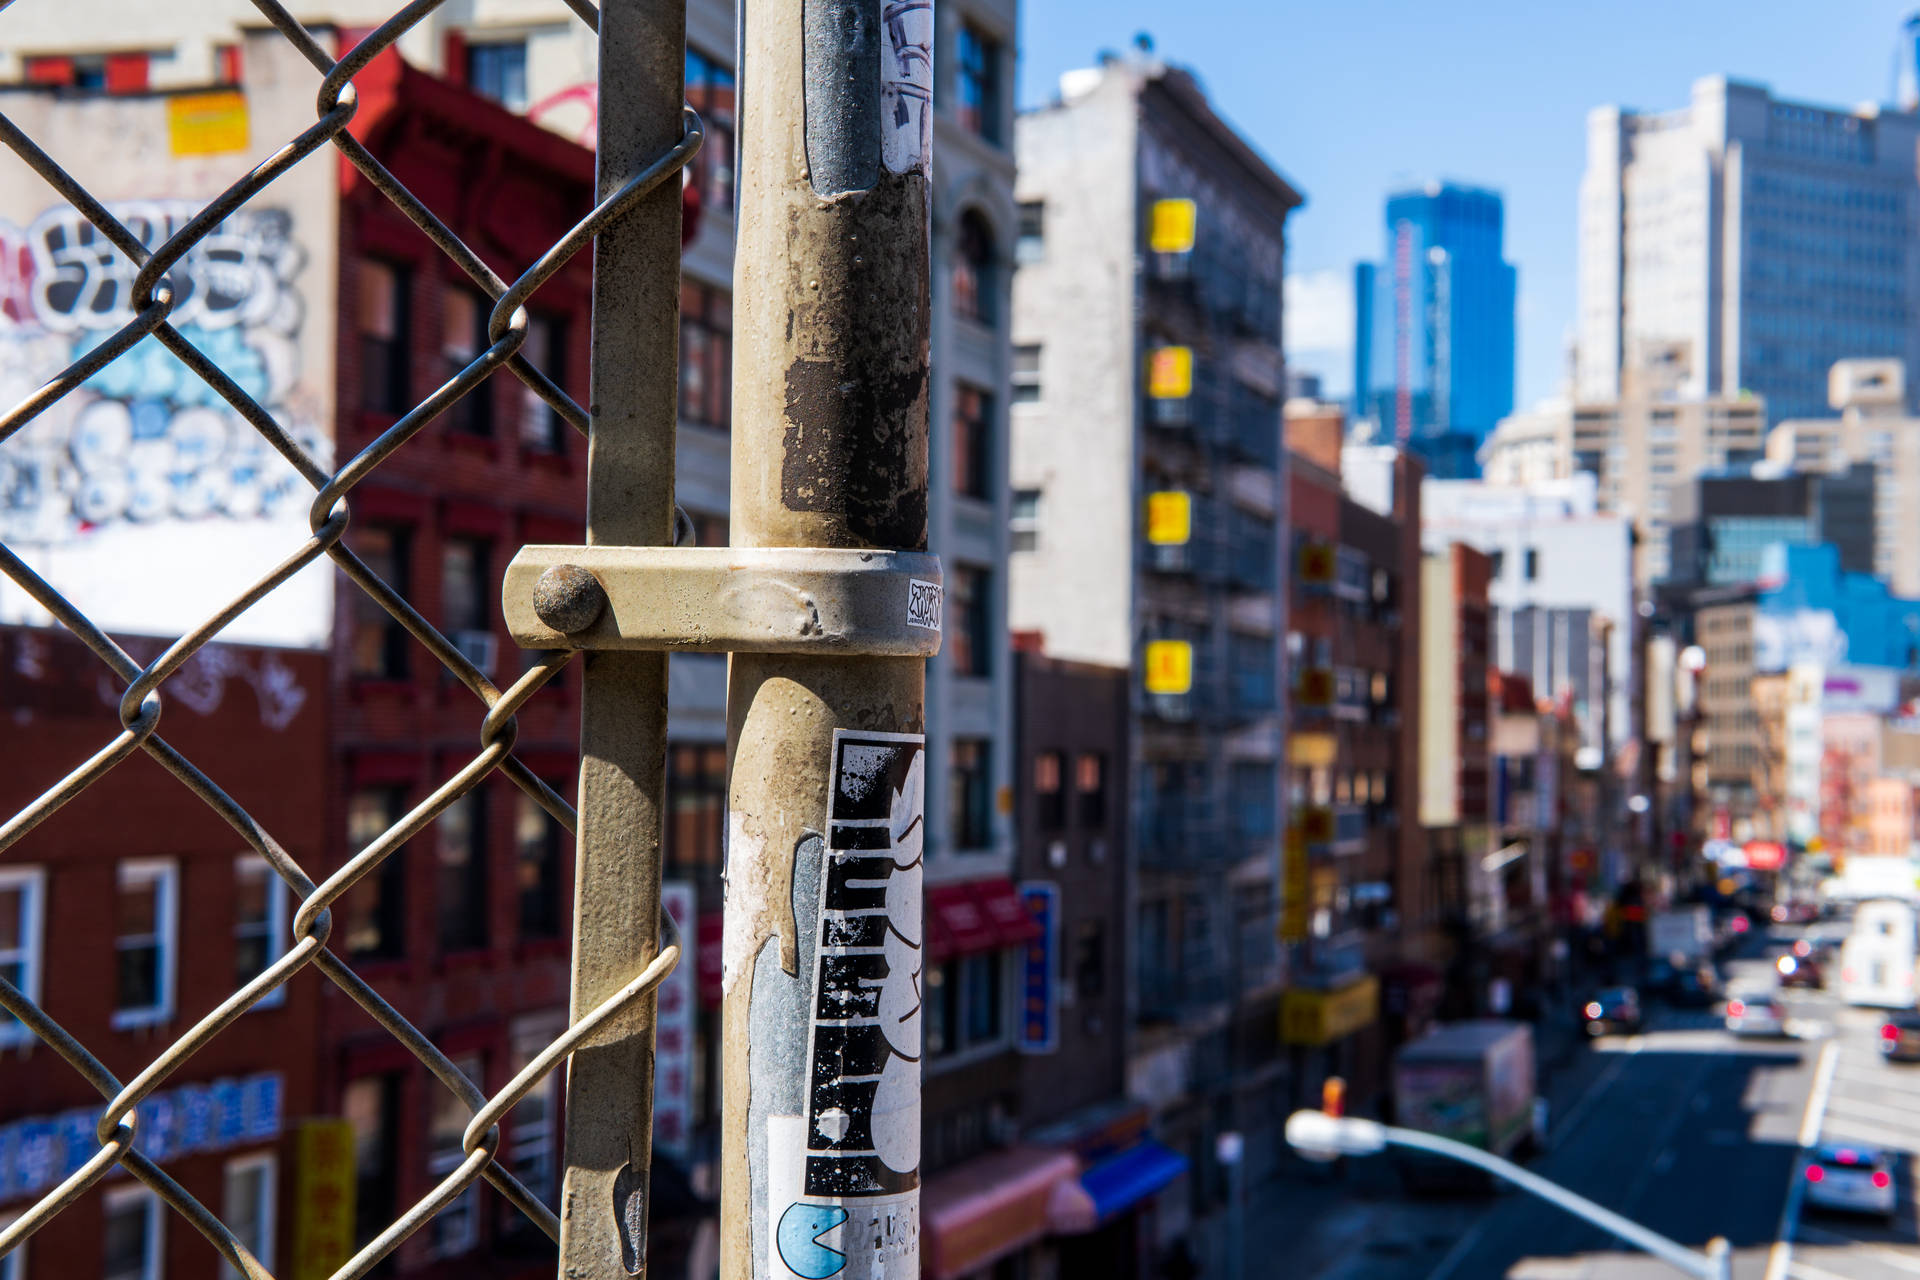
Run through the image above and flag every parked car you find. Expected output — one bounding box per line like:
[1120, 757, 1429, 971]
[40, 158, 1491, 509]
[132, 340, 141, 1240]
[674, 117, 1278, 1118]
[1882, 1012, 1920, 1063]
[1776, 949, 1824, 989]
[1581, 987, 1644, 1038]
[1804, 1144, 1896, 1221]
[1725, 989, 1787, 1037]
[1662, 964, 1722, 1008]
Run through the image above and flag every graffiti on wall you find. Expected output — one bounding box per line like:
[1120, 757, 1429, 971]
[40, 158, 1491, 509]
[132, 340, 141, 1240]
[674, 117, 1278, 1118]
[0, 200, 327, 543]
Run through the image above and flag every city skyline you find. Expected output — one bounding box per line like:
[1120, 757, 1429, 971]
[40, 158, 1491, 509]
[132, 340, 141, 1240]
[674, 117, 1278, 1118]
[1018, 0, 1920, 410]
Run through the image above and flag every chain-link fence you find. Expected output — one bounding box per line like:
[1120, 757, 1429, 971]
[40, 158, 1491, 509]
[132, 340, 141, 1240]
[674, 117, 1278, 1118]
[0, 1, 696, 1274]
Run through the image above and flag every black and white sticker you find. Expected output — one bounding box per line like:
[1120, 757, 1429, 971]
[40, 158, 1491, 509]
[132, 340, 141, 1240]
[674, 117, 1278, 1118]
[906, 579, 942, 633]
[769, 730, 924, 1280]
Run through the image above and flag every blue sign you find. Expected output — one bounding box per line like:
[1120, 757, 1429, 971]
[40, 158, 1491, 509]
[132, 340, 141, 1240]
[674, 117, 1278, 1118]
[1017, 883, 1058, 1054]
[0, 1072, 281, 1202]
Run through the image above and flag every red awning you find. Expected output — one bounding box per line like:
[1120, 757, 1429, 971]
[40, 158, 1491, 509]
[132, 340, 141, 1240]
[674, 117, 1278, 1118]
[927, 878, 1042, 964]
[921, 1146, 1080, 1279]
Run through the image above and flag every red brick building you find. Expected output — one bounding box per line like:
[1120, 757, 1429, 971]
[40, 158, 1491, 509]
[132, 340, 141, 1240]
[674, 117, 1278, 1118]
[0, 626, 327, 1279]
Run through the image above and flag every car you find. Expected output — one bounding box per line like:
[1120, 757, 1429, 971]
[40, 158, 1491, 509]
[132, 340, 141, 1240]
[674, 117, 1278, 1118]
[1582, 987, 1644, 1037]
[1804, 1144, 1896, 1221]
[1724, 990, 1787, 1036]
[1882, 1012, 1920, 1063]
[1776, 950, 1824, 989]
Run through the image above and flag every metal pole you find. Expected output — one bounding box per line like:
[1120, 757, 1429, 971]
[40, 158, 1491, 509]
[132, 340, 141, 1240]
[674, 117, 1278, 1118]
[559, 0, 684, 1273]
[722, 1, 935, 1278]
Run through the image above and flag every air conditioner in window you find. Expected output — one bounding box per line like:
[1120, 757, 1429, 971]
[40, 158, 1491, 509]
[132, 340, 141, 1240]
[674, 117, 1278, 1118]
[452, 629, 497, 676]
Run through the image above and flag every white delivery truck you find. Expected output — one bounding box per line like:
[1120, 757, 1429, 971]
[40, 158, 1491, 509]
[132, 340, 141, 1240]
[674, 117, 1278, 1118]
[1648, 906, 1712, 966]
[1392, 1020, 1537, 1191]
[1839, 899, 1920, 1008]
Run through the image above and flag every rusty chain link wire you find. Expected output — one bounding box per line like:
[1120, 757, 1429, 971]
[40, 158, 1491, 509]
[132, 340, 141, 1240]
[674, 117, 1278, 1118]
[0, 0, 700, 1274]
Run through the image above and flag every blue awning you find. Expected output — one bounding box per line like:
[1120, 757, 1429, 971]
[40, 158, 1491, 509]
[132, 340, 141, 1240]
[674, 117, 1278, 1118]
[1080, 1139, 1189, 1223]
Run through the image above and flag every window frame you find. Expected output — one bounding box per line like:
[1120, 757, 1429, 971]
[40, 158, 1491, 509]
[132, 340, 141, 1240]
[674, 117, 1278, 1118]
[507, 1025, 561, 1216]
[954, 24, 1003, 144]
[345, 785, 409, 963]
[357, 258, 411, 416]
[952, 382, 994, 501]
[1011, 343, 1042, 404]
[219, 1152, 278, 1279]
[515, 787, 566, 942]
[465, 39, 530, 113]
[233, 855, 289, 1009]
[102, 1183, 164, 1280]
[348, 523, 412, 681]
[948, 563, 992, 679]
[344, 1073, 402, 1250]
[518, 311, 570, 455]
[679, 280, 733, 432]
[428, 1054, 485, 1257]
[440, 285, 496, 438]
[436, 788, 491, 955]
[1015, 201, 1044, 263]
[0, 866, 45, 1048]
[949, 738, 993, 852]
[952, 211, 998, 328]
[112, 859, 178, 1030]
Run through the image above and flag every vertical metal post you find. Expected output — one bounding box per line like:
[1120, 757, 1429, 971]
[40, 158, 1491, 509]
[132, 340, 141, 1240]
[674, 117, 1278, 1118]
[559, 0, 684, 1274]
[723, 2, 934, 1278]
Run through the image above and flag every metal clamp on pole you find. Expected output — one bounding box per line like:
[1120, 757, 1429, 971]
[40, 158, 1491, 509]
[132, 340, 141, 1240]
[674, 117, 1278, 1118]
[503, 545, 944, 655]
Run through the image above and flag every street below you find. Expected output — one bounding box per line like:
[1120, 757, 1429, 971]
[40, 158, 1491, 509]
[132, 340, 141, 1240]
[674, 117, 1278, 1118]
[1258, 923, 1920, 1279]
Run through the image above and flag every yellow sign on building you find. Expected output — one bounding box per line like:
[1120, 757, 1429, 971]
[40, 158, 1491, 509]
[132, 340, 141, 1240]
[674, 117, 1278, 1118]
[290, 1119, 357, 1280]
[1149, 198, 1197, 254]
[168, 90, 250, 156]
[1280, 975, 1380, 1046]
[1280, 823, 1310, 942]
[1146, 491, 1192, 546]
[1143, 639, 1193, 695]
[1146, 346, 1193, 400]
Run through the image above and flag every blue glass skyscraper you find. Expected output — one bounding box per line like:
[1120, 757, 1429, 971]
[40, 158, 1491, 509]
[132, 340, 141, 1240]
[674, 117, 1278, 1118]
[1352, 182, 1517, 479]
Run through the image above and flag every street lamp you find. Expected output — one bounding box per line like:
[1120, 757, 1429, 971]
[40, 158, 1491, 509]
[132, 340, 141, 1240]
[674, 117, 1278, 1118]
[1285, 1112, 1732, 1280]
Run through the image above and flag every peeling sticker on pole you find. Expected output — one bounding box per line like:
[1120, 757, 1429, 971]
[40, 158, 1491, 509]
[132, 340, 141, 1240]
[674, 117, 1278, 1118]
[905, 579, 941, 633]
[769, 729, 924, 1278]
[880, 1, 933, 175]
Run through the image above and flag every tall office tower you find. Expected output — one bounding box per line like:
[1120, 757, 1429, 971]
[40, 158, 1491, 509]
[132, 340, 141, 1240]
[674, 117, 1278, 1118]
[1353, 182, 1518, 479]
[1578, 76, 1920, 425]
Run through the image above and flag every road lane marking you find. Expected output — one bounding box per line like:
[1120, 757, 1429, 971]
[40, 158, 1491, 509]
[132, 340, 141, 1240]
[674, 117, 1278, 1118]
[1767, 1040, 1842, 1280]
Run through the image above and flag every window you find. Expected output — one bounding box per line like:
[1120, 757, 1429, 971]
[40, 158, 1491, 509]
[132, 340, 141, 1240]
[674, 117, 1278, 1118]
[952, 383, 993, 500]
[954, 25, 1003, 143]
[950, 739, 992, 851]
[1524, 547, 1540, 582]
[442, 537, 495, 677]
[0, 1217, 19, 1280]
[949, 564, 991, 678]
[345, 786, 407, 961]
[1488, 549, 1504, 581]
[349, 524, 411, 679]
[234, 857, 288, 1007]
[1076, 753, 1107, 829]
[102, 1185, 162, 1280]
[680, 281, 732, 431]
[0, 868, 44, 1047]
[509, 1025, 560, 1214]
[1010, 488, 1041, 552]
[437, 790, 489, 953]
[1072, 920, 1106, 1002]
[516, 790, 566, 942]
[466, 40, 528, 112]
[685, 48, 737, 212]
[442, 287, 494, 437]
[953, 210, 996, 327]
[1015, 201, 1044, 264]
[925, 951, 1009, 1059]
[1011, 344, 1041, 404]
[519, 313, 569, 454]
[358, 260, 410, 414]
[114, 860, 176, 1027]
[345, 1074, 401, 1249]
[1033, 751, 1065, 832]
[220, 1154, 277, 1278]
[429, 1055, 484, 1256]
[666, 744, 728, 874]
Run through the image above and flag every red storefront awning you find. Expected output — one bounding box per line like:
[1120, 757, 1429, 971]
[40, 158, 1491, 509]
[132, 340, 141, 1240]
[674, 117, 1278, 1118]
[921, 1146, 1080, 1279]
[926, 878, 1043, 964]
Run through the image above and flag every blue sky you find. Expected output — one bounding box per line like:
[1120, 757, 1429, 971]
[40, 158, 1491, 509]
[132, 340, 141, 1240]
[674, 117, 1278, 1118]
[1018, 0, 1920, 409]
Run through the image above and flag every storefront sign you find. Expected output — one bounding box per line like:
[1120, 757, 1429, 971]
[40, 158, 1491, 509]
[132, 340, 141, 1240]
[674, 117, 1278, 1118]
[1145, 491, 1191, 546]
[656, 881, 697, 1158]
[167, 90, 249, 155]
[0, 1072, 281, 1201]
[1279, 825, 1310, 943]
[1016, 883, 1058, 1054]
[1143, 640, 1192, 696]
[1280, 976, 1379, 1046]
[1146, 347, 1193, 400]
[1148, 198, 1196, 254]
[289, 1119, 355, 1280]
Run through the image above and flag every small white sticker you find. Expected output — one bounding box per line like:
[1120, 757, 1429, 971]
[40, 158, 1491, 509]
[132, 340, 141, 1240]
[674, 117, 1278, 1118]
[880, 1, 934, 176]
[906, 580, 941, 632]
